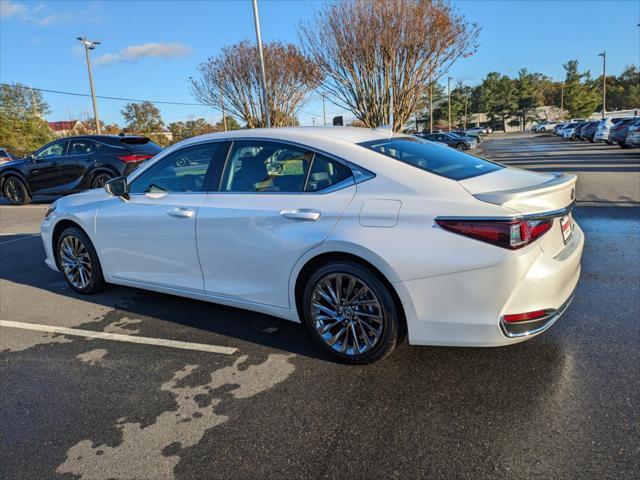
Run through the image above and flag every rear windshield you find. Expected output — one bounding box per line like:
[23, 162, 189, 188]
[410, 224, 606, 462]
[359, 137, 502, 181]
[121, 137, 163, 153]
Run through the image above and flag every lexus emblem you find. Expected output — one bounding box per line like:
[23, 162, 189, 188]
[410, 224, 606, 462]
[570, 187, 575, 201]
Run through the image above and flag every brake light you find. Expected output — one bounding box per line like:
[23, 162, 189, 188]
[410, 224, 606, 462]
[435, 218, 553, 249]
[116, 154, 154, 163]
[503, 309, 549, 323]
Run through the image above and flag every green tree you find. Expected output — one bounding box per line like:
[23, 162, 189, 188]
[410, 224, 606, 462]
[562, 60, 599, 118]
[0, 83, 54, 156]
[606, 65, 639, 110]
[477, 72, 517, 131]
[168, 118, 219, 143]
[417, 81, 447, 132]
[121, 101, 164, 134]
[514, 68, 547, 130]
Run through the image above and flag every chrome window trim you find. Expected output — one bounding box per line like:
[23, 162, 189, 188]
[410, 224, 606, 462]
[125, 135, 375, 195]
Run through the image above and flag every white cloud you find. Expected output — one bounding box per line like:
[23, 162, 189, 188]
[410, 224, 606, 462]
[0, 1, 27, 18]
[1, 0, 101, 25]
[31, 12, 72, 25]
[94, 42, 191, 66]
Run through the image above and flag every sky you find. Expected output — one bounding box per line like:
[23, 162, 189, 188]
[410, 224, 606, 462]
[1, 0, 638, 127]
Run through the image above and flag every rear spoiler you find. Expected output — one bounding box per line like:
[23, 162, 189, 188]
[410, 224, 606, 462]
[473, 173, 577, 207]
[119, 136, 151, 145]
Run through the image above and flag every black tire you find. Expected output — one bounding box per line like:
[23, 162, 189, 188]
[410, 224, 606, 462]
[2, 176, 31, 205]
[91, 172, 113, 189]
[605, 141, 614, 145]
[56, 227, 106, 294]
[301, 261, 400, 364]
[455, 143, 466, 151]
[619, 142, 632, 149]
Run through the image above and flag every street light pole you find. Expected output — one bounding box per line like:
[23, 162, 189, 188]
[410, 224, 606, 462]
[599, 51, 606, 119]
[560, 81, 564, 119]
[76, 36, 101, 134]
[252, 0, 270, 128]
[322, 93, 327, 126]
[447, 76, 453, 132]
[429, 74, 433, 133]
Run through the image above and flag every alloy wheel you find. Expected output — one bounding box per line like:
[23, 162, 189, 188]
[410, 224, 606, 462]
[5, 178, 24, 204]
[310, 273, 383, 356]
[59, 235, 93, 290]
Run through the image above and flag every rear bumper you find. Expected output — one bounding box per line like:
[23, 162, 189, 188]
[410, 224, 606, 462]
[500, 290, 574, 338]
[398, 221, 584, 347]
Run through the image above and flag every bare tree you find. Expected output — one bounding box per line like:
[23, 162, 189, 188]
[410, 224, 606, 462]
[190, 41, 318, 128]
[299, 0, 480, 131]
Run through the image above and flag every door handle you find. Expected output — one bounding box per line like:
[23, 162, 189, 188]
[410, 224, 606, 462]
[166, 207, 195, 219]
[280, 209, 321, 221]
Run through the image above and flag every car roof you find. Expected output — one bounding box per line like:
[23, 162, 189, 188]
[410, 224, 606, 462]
[176, 126, 410, 149]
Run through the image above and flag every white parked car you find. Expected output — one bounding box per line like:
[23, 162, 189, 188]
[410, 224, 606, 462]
[532, 121, 559, 132]
[561, 122, 580, 138]
[593, 117, 632, 144]
[41, 127, 584, 363]
[465, 126, 492, 135]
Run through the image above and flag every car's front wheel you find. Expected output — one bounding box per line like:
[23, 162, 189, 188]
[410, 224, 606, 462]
[302, 261, 400, 364]
[2, 176, 31, 205]
[455, 143, 466, 151]
[56, 227, 106, 294]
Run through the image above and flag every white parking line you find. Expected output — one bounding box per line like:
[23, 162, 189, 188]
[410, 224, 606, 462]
[0, 234, 40, 245]
[0, 320, 238, 355]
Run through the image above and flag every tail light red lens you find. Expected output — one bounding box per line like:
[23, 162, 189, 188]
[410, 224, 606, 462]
[435, 218, 553, 249]
[116, 154, 154, 163]
[503, 309, 549, 323]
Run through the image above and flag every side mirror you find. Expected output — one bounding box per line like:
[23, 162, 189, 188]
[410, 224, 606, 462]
[26, 154, 36, 162]
[104, 176, 129, 200]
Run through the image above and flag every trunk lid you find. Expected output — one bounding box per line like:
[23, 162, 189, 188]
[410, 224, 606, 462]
[460, 166, 576, 256]
[460, 167, 575, 214]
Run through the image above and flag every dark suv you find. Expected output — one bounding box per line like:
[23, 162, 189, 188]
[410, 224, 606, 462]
[0, 135, 162, 205]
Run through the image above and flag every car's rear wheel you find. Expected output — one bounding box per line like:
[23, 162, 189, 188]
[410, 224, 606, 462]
[91, 173, 113, 189]
[56, 227, 106, 294]
[2, 176, 31, 205]
[302, 261, 400, 364]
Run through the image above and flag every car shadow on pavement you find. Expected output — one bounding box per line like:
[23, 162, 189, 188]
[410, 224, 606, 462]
[1, 233, 576, 379]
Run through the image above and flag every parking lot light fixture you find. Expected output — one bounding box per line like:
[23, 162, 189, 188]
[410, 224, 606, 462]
[447, 76, 453, 131]
[252, 0, 270, 128]
[598, 51, 606, 119]
[76, 36, 101, 134]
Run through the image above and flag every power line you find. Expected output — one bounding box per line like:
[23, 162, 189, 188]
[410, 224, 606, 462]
[1, 83, 207, 107]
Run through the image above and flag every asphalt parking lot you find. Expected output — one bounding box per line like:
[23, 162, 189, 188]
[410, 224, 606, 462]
[1, 134, 639, 479]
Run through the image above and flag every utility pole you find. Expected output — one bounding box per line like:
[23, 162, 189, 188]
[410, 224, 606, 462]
[598, 51, 606, 119]
[560, 81, 564, 119]
[76, 36, 101, 134]
[252, 0, 270, 128]
[464, 94, 468, 130]
[447, 76, 453, 132]
[322, 93, 327, 126]
[219, 74, 228, 131]
[429, 76, 433, 133]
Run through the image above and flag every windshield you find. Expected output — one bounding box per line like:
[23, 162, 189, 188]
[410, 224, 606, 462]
[359, 137, 502, 181]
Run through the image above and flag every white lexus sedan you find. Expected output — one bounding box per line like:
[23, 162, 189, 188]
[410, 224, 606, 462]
[41, 127, 584, 363]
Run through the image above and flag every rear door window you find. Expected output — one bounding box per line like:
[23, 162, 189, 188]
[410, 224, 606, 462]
[359, 136, 502, 181]
[304, 154, 353, 192]
[221, 141, 313, 193]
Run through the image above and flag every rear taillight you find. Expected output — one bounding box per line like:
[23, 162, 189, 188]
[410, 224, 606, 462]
[503, 309, 550, 323]
[435, 218, 553, 249]
[116, 154, 154, 163]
